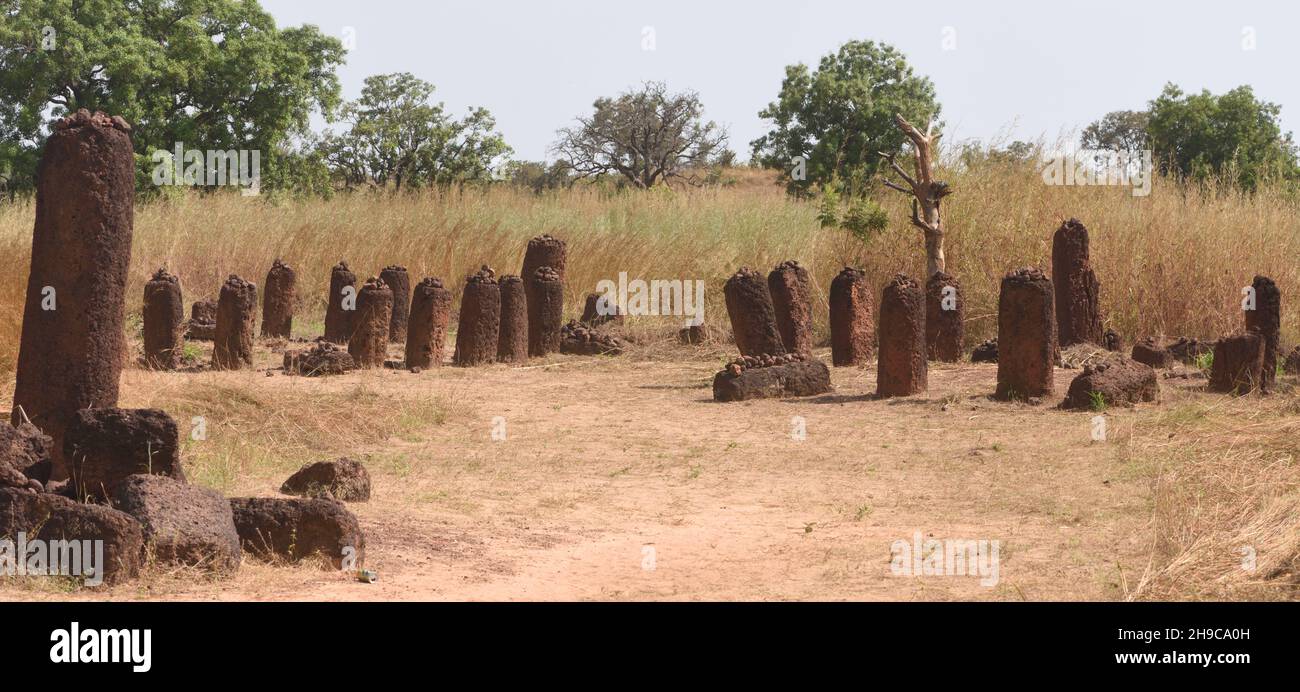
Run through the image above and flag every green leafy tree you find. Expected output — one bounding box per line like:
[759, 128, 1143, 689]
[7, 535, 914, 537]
[750, 40, 941, 198]
[1146, 84, 1299, 190]
[1080, 110, 1149, 157]
[0, 0, 345, 193]
[319, 72, 511, 190]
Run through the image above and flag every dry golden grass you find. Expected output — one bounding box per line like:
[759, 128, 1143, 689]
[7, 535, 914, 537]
[2, 161, 1298, 377]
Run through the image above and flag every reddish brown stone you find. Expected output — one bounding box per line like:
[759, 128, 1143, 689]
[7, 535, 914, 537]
[143, 268, 183, 370]
[284, 341, 354, 376]
[348, 277, 393, 369]
[522, 234, 567, 322]
[712, 353, 830, 401]
[995, 267, 1056, 400]
[678, 323, 713, 345]
[581, 292, 623, 327]
[229, 497, 364, 569]
[281, 458, 371, 502]
[405, 277, 453, 369]
[1104, 329, 1123, 352]
[0, 487, 144, 586]
[767, 260, 814, 355]
[64, 408, 185, 501]
[560, 320, 624, 355]
[1060, 354, 1158, 409]
[212, 275, 257, 370]
[527, 266, 564, 357]
[1244, 275, 1280, 392]
[724, 267, 785, 357]
[323, 261, 357, 343]
[829, 267, 874, 366]
[876, 274, 927, 397]
[1051, 218, 1103, 347]
[380, 265, 411, 344]
[11, 110, 135, 481]
[187, 299, 217, 341]
[925, 271, 964, 362]
[497, 275, 530, 363]
[1209, 333, 1265, 395]
[1131, 338, 1174, 368]
[260, 258, 296, 339]
[453, 267, 500, 366]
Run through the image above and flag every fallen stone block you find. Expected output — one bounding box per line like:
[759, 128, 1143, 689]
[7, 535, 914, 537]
[1060, 354, 1159, 409]
[110, 474, 240, 573]
[230, 497, 364, 569]
[0, 486, 144, 586]
[280, 458, 371, 502]
[712, 354, 831, 402]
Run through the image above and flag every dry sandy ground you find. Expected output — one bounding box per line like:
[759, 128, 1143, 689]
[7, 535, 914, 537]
[3, 337, 1176, 602]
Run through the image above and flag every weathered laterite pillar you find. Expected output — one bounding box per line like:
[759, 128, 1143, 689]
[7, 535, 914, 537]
[1209, 333, 1265, 395]
[142, 268, 184, 370]
[454, 267, 501, 366]
[925, 271, 964, 362]
[829, 267, 874, 366]
[724, 267, 785, 357]
[348, 277, 393, 368]
[528, 266, 564, 357]
[768, 260, 813, 356]
[260, 258, 296, 339]
[12, 110, 135, 479]
[995, 267, 1056, 400]
[380, 265, 411, 344]
[1244, 274, 1280, 393]
[405, 277, 453, 369]
[497, 275, 530, 363]
[323, 261, 357, 343]
[1051, 218, 1103, 347]
[581, 292, 622, 327]
[876, 274, 927, 397]
[187, 298, 217, 340]
[212, 275, 258, 370]
[521, 234, 567, 322]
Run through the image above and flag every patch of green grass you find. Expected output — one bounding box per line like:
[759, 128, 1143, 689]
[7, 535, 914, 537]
[1089, 391, 1108, 412]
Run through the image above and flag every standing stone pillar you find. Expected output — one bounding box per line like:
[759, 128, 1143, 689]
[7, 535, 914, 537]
[724, 267, 785, 357]
[1051, 218, 1103, 347]
[1244, 275, 1280, 393]
[348, 277, 393, 369]
[405, 277, 453, 369]
[323, 261, 357, 343]
[143, 268, 184, 370]
[1209, 333, 1266, 394]
[380, 265, 411, 344]
[768, 260, 813, 356]
[995, 267, 1056, 400]
[497, 275, 530, 363]
[829, 267, 874, 366]
[521, 234, 567, 321]
[12, 110, 135, 479]
[454, 267, 501, 366]
[925, 271, 964, 362]
[527, 267, 564, 357]
[876, 274, 927, 397]
[260, 258, 296, 339]
[212, 275, 257, 370]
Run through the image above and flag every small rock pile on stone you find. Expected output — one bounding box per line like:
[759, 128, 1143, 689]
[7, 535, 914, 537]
[713, 353, 830, 402]
[284, 340, 356, 376]
[559, 320, 624, 355]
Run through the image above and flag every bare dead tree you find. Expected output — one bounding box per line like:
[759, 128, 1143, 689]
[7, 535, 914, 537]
[552, 82, 728, 189]
[879, 113, 952, 277]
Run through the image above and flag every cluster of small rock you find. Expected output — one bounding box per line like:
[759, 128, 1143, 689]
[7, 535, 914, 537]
[466, 265, 497, 284]
[723, 352, 808, 376]
[53, 108, 132, 132]
[559, 320, 624, 355]
[284, 340, 356, 376]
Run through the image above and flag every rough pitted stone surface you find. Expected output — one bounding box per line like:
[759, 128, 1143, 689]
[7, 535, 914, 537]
[521, 234, 567, 286]
[713, 353, 831, 401]
[1051, 218, 1103, 347]
[1244, 275, 1280, 392]
[678, 323, 713, 345]
[212, 274, 257, 370]
[527, 266, 564, 357]
[187, 299, 217, 341]
[829, 267, 874, 366]
[12, 109, 135, 481]
[1284, 345, 1300, 375]
[454, 266, 500, 366]
[348, 277, 393, 369]
[143, 268, 183, 370]
[324, 261, 357, 343]
[405, 277, 453, 369]
[560, 320, 624, 355]
[0, 421, 53, 489]
[768, 260, 814, 356]
[925, 271, 964, 362]
[724, 267, 786, 358]
[260, 258, 296, 339]
[1104, 329, 1123, 353]
[497, 275, 530, 363]
[1131, 338, 1174, 368]
[1060, 354, 1159, 409]
[280, 458, 371, 502]
[581, 292, 623, 327]
[971, 338, 998, 363]
[230, 497, 364, 569]
[284, 341, 355, 376]
[0, 486, 144, 586]
[380, 265, 411, 344]
[64, 408, 184, 501]
[110, 474, 241, 573]
[1209, 333, 1265, 395]
[995, 267, 1056, 400]
[877, 274, 927, 397]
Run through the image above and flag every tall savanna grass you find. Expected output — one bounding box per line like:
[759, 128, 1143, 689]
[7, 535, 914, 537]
[1, 161, 1297, 375]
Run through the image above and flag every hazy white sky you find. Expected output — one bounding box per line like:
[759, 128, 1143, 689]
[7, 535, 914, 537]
[262, 0, 1299, 161]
